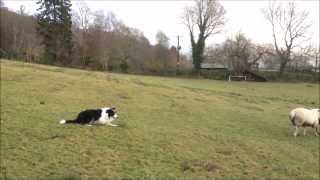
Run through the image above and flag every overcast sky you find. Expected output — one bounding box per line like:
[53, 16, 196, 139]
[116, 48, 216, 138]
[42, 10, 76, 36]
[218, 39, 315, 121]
[3, 0, 319, 54]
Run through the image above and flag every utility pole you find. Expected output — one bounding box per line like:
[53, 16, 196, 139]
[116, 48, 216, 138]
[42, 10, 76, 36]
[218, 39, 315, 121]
[315, 53, 319, 73]
[177, 35, 181, 71]
[318, 52, 320, 101]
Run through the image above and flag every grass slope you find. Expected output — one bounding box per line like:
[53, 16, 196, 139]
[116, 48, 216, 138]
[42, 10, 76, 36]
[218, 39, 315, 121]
[1, 60, 319, 179]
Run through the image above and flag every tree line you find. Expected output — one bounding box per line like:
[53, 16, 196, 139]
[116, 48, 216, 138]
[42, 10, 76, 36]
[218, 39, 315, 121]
[0, 0, 190, 75]
[0, 0, 318, 80]
[182, 0, 318, 77]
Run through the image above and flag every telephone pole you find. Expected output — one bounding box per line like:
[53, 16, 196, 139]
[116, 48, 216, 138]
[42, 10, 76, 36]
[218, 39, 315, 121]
[177, 35, 181, 71]
[315, 54, 318, 73]
[315, 53, 319, 73]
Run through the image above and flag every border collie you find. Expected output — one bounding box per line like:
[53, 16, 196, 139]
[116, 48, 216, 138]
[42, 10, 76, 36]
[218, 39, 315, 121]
[59, 107, 118, 126]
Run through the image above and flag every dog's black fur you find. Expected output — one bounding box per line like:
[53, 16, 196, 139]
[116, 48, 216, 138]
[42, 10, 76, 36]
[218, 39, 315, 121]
[64, 109, 102, 124]
[60, 107, 117, 125]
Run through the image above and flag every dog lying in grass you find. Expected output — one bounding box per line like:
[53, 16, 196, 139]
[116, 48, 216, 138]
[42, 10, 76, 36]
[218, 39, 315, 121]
[59, 107, 119, 126]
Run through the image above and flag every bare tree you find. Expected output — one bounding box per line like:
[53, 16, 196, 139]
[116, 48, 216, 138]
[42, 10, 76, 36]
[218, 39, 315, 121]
[293, 45, 319, 72]
[206, 32, 269, 74]
[72, 2, 91, 66]
[182, 0, 226, 71]
[262, 1, 312, 76]
[0, 6, 42, 61]
[154, 31, 173, 70]
[156, 31, 170, 48]
[0, 0, 4, 8]
[76, 2, 91, 31]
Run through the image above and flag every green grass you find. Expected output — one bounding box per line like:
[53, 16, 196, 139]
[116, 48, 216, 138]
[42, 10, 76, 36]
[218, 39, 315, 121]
[1, 59, 319, 179]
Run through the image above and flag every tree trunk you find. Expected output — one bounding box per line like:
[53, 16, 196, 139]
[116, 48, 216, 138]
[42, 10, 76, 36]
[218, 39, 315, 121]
[279, 61, 287, 77]
[191, 37, 205, 72]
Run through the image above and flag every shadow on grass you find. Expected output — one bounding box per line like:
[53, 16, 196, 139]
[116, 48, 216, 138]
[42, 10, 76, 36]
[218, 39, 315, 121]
[48, 175, 82, 180]
[180, 160, 221, 173]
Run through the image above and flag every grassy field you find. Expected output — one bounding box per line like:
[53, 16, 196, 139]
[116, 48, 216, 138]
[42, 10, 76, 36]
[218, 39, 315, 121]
[1, 59, 319, 179]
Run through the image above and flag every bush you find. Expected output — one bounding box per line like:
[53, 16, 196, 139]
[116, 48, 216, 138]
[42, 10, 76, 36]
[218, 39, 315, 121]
[258, 71, 319, 83]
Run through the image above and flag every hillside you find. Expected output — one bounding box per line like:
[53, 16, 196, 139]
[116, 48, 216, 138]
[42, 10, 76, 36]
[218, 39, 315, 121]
[1, 60, 319, 179]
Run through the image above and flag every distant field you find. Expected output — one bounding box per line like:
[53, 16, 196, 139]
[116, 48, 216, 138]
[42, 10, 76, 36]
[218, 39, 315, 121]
[1, 59, 319, 179]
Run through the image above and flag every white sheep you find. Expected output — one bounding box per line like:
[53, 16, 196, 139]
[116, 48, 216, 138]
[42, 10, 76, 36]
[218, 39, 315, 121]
[289, 108, 320, 137]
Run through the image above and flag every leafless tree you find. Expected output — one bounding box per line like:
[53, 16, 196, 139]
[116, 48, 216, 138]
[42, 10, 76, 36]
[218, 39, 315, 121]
[154, 31, 174, 70]
[0, 0, 4, 8]
[293, 45, 319, 72]
[0, 6, 42, 62]
[182, 0, 226, 71]
[219, 32, 269, 74]
[75, 2, 91, 31]
[72, 2, 92, 66]
[262, 1, 312, 76]
[156, 31, 169, 48]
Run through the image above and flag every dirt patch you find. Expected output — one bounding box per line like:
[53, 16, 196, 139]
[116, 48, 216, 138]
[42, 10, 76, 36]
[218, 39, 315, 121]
[105, 75, 120, 83]
[117, 93, 131, 99]
[216, 149, 233, 156]
[180, 160, 220, 173]
[132, 79, 175, 90]
[242, 104, 264, 112]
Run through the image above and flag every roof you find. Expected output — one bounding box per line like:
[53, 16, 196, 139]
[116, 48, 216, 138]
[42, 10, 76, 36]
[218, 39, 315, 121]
[200, 63, 227, 69]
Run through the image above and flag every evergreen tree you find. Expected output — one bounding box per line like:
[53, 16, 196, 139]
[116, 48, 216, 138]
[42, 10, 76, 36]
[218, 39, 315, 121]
[58, 0, 73, 63]
[36, 0, 73, 65]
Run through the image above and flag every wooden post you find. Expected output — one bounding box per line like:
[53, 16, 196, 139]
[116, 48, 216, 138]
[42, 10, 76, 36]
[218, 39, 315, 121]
[176, 36, 181, 71]
[315, 54, 318, 73]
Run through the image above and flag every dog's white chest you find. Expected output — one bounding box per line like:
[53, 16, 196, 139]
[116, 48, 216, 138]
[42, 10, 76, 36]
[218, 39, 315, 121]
[97, 117, 110, 124]
[96, 108, 114, 125]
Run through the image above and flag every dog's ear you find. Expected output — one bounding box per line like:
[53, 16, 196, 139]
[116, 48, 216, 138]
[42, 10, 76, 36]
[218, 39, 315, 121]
[111, 107, 117, 112]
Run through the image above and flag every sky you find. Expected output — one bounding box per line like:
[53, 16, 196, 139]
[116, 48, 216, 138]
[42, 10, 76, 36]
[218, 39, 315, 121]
[3, 0, 319, 54]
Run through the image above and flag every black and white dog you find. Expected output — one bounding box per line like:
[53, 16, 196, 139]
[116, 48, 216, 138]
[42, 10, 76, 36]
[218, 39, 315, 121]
[59, 107, 119, 126]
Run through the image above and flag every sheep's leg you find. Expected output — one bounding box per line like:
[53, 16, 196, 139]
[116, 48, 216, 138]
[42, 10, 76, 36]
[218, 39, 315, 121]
[314, 128, 319, 136]
[294, 126, 299, 137]
[303, 128, 307, 136]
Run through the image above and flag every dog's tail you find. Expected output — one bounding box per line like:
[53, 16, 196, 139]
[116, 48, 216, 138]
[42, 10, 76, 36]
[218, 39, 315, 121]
[59, 119, 77, 124]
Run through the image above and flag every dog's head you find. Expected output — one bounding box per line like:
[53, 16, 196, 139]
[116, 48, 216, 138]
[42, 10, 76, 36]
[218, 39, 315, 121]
[106, 107, 118, 119]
